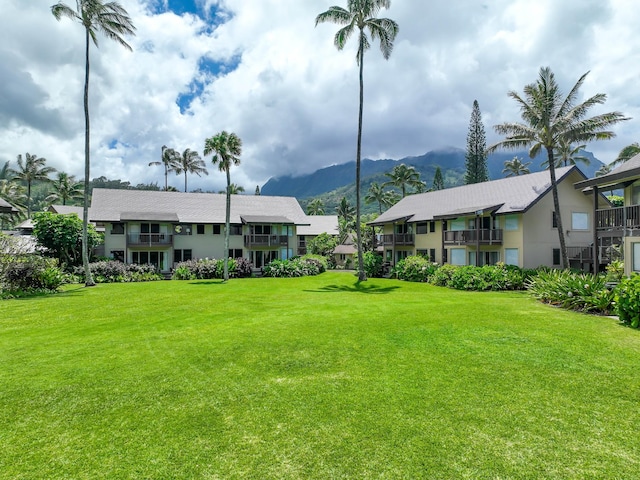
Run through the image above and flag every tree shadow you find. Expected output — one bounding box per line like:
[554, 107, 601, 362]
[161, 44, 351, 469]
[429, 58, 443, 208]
[187, 280, 227, 286]
[305, 281, 400, 295]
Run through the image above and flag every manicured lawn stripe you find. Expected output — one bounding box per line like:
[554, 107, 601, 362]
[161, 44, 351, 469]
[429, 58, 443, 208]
[1, 272, 639, 478]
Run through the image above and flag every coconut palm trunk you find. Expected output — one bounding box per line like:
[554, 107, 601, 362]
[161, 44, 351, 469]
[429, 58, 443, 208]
[81, 25, 94, 285]
[355, 47, 365, 281]
[546, 148, 568, 268]
[224, 167, 231, 281]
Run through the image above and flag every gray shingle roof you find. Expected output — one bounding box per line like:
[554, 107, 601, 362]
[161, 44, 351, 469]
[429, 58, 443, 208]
[297, 215, 339, 236]
[371, 166, 585, 225]
[89, 189, 308, 225]
[574, 153, 640, 190]
[0, 197, 17, 213]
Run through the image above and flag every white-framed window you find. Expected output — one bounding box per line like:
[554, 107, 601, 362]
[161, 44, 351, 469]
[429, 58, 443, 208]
[633, 243, 640, 272]
[572, 212, 588, 230]
[505, 248, 519, 266]
[450, 219, 465, 231]
[450, 248, 466, 265]
[505, 216, 518, 231]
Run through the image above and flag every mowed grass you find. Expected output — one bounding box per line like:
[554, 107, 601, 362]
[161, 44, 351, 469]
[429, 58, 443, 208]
[1, 272, 639, 479]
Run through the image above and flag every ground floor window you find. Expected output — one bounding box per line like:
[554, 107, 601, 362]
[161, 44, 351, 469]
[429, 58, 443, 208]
[385, 249, 393, 262]
[228, 248, 243, 259]
[552, 248, 561, 266]
[132, 251, 166, 271]
[633, 243, 640, 271]
[111, 250, 124, 262]
[251, 250, 278, 268]
[174, 249, 192, 263]
[469, 251, 500, 266]
[395, 250, 409, 263]
[450, 248, 465, 265]
[505, 248, 519, 266]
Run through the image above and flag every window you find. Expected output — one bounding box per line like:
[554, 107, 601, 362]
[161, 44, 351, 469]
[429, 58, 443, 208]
[385, 250, 393, 262]
[174, 249, 192, 263]
[505, 216, 518, 231]
[552, 248, 561, 266]
[394, 223, 411, 234]
[443, 249, 448, 263]
[111, 250, 124, 262]
[395, 250, 409, 263]
[251, 225, 272, 235]
[450, 219, 465, 231]
[505, 248, 519, 266]
[228, 249, 243, 259]
[430, 221, 436, 233]
[229, 225, 242, 236]
[634, 243, 640, 271]
[552, 211, 558, 229]
[416, 222, 428, 234]
[111, 222, 124, 235]
[142, 223, 161, 234]
[213, 225, 221, 235]
[571, 212, 588, 230]
[430, 248, 436, 262]
[416, 249, 428, 256]
[470, 251, 500, 266]
[450, 249, 465, 265]
[196, 224, 205, 235]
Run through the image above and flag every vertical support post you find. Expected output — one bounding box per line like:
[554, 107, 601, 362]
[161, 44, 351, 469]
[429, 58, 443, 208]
[593, 185, 599, 274]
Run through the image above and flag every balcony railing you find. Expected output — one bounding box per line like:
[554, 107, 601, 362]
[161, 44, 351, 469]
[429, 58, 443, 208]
[244, 234, 289, 247]
[443, 229, 503, 245]
[127, 233, 173, 246]
[596, 205, 640, 233]
[381, 233, 415, 246]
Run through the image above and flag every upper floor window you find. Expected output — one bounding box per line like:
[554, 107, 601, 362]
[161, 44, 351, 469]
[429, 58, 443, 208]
[111, 222, 124, 235]
[196, 224, 205, 235]
[571, 212, 588, 230]
[251, 225, 272, 235]
[505, 216, 518, 231]
[416, 222, 428, 234]
[213, 225, 221, 235]
[229, 224, 242, 236]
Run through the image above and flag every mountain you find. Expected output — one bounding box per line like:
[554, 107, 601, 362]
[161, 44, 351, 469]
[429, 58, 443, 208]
[261, 147, 605, 202]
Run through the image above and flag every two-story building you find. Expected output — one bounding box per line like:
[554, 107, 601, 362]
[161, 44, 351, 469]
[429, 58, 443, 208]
[89, 188, 310, 274]
[574, 153, 640, 275]
[370, 166, 609, 269]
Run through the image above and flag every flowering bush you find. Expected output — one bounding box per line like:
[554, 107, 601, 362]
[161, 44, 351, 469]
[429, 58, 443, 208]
[1, 255, 66, 297]
[172, 257, 254, 280]
[428, 263, 527, 291]
[615, 274, 640, 328]
[263, 256, 325, 278]
[526, 269, 614, 314]
[74, 261, 163, 283]
[391, 255, 438, 282]
[363, 251, 384, 278]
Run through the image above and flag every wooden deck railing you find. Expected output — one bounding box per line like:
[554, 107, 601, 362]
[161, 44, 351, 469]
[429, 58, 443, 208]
[443, 229, 503, 245]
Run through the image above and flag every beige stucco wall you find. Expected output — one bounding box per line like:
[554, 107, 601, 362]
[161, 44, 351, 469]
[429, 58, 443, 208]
[522, 174, 595, 269]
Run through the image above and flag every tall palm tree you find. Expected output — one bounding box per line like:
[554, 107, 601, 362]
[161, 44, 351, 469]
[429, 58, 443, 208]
[171, 148, 208, 192]
[610, 142, 640, 167]
[383, 164, 422, 198]
[489, 67, 629, 268]
[316, 0, 398, 282]
[52, 0, 135, 287]
[502, 156, 531, 177]
[10, 153, 56, 218]
[203, 131, 242, 282]
[0, 180, 27, 228]
[149, 145, 180, 191]
[307, 198, 325, 215]
[46, 172, 84, 205]
[595, 164, 611, 177]
[0, 161, 11, 181]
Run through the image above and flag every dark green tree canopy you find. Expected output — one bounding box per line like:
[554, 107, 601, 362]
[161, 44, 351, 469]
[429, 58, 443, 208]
[464, 100, 489, 184]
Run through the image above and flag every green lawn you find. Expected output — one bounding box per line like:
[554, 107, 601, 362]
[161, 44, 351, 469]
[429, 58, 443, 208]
[1, 272, 639, 479]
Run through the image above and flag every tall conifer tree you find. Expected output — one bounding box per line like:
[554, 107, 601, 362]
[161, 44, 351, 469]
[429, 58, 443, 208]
[464, 100, 489, 184]
[432, 166, 444, 190]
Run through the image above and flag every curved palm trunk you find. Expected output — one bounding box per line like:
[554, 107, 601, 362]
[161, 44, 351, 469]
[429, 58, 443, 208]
[547, 148, 568, 269]
[184, 173, 188, 192]
[355, 45, 365, 281]
[224, 168, 231, 282]
[27, 182, 32, 219]
[82, 27, 95, 286]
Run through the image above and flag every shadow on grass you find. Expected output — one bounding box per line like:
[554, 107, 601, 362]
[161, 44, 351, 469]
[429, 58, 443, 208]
[187, 280, 227, 286]
[305, 281, 400, 295]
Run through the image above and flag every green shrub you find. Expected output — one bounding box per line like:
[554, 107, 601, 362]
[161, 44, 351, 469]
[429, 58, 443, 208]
[527, 269, 614, 314]
[391, 255, 438, 282]
[263, 256, 325, 278]
[615, 274, 640, 328]
[430, 264, 458, 287]
[172, 258, 254, 280]
[74, 261, 163, 283]
[363, 251, 383, 278]
[1, 255, 66, 297]
[428, 263, 526, 291]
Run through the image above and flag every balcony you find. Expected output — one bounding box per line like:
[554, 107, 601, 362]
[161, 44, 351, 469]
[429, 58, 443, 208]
[596, 205, 640, 236]
[244, 234, 289, 248]
[443, 229, 503, 245]
[381, 233, 415, 246]
[127, 233, 173, 246]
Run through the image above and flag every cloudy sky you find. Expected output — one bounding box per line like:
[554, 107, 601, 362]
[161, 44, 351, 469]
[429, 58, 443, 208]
[1, 0, 639, 192]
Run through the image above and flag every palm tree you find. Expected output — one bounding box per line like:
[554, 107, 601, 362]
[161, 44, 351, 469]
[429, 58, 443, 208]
[489, 67, 629, 268]
[52, 0, 135, 287]
[46, 172, 84, 205]
[203, 131, 242, 282]
[383, 164, 422, 198]
[541, 139, 590, 168]
[307, 198, 325, 215]
[0, 161, 11, 181]
[149, 145, 180, 191]
[316, 0, 398, 282]
[595, 164, 611, 177]
[502, 156, 531, 177]
[10, 153, 56, 218]
[0, 180, 27, 228]
[610, 142, 640, 167]
[171, 148, 208, 192]
[219, 183, 245, 195]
